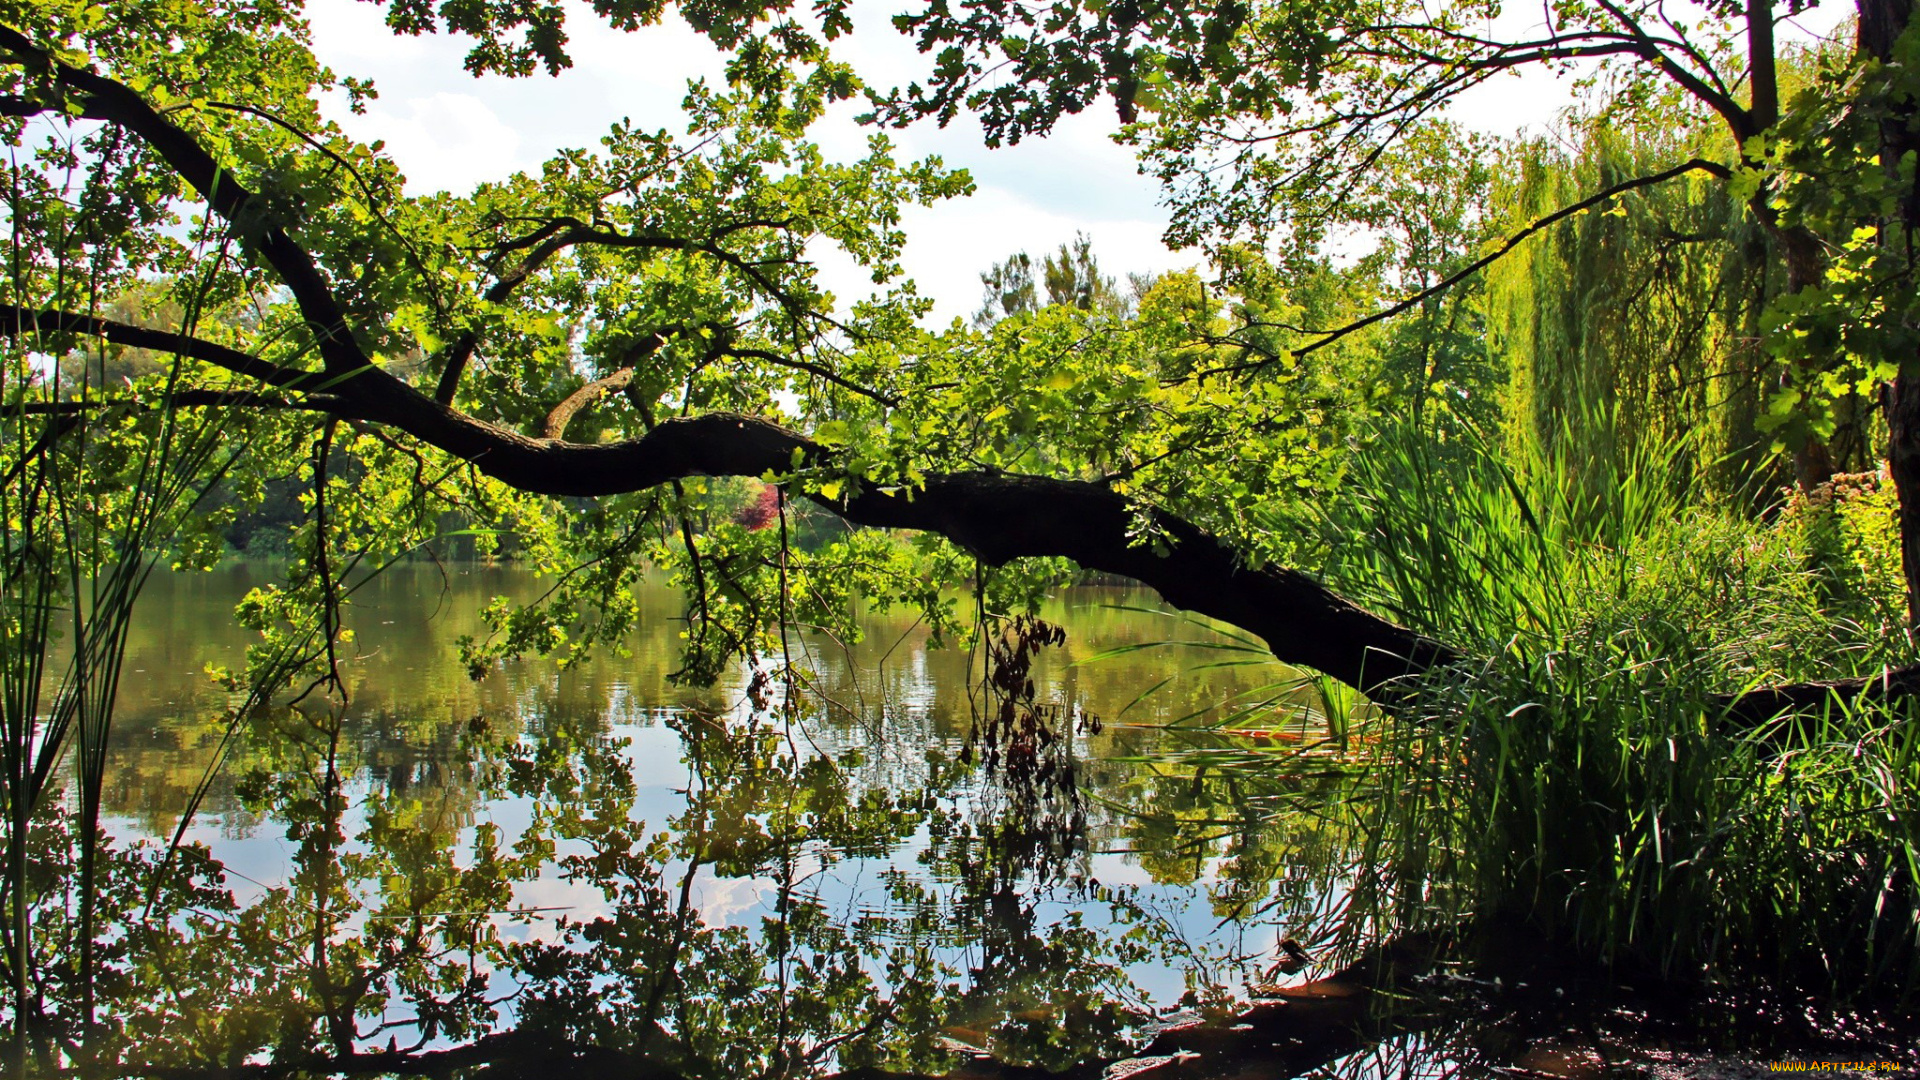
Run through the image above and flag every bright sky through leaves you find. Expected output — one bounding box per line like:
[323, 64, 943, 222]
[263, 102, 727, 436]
[305, 0, 1843, 323]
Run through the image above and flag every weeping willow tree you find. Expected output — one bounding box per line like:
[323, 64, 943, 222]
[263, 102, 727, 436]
[1487, 121, 1796, 505]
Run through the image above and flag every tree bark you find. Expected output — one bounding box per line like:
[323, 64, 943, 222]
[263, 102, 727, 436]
[1888, 377, 1920, 629]
[1857, 0, 1920, 627]
[1780, 226, 1840, 491]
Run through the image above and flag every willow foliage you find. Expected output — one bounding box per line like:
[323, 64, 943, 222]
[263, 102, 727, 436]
[1487, 121, 1786, 505]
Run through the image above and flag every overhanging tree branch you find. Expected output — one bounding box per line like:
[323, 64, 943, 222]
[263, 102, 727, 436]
[0, 25, 373, 377]
[0, 23, 1895, 731]
[0, 304, 317, 390]
[439, 218, 714, 404]
[15, 284, 1914, 725]
[1588, 0, 1750, 135]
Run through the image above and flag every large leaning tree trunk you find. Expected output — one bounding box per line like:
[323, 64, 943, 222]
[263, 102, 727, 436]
[1857, 0, 1920, 629]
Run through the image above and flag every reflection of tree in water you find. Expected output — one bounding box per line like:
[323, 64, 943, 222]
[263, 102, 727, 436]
[1104, 746, 1381, 961]
[15, 620, 1906, 1077]
[920, 614, 1145, 1068]
[501, 713, 952, 1075]
[0, 600, 1414, 1078]
[9, 686, 1245, 1077]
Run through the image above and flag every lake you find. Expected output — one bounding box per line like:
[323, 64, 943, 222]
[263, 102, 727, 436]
[84, 563, 1378, 1074]
[46, 564, 1908, 1078]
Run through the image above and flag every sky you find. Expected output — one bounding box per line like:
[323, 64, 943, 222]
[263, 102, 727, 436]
[301, 0, 1849, 327]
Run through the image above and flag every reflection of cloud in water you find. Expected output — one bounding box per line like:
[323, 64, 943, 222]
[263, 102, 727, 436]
[502, 876, 610, 946]
[689, 870, 778, 926]
[149, 824, 297, 906]
[687, 845, 840, 926]
[615, 723, 697, 792]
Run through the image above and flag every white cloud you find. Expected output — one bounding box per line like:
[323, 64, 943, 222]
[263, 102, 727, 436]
[309, 0, 732, 178]
[303, 0, 1185, 316]
[332, 91, 527, 194]
[304, 0, 431, 67]
[562, 9, 728, 107]
[691, 869, 777, 925]
[1449, 70, 1582, 140]
[503, 875, 612, 945]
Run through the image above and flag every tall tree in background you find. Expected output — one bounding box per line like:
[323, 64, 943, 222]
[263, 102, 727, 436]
[975, 252, 1038, 326]
[973, 233, 1125, 326]
[1039, 232, 1124, 314]
[1353, 123, 1501, 433]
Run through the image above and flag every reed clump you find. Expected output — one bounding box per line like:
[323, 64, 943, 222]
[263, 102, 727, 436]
[1323, 418, 1920, 1001]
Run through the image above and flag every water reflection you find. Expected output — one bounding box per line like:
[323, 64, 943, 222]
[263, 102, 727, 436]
[17, 566, 1375, 1075]
[21, 568, 1912, 1077]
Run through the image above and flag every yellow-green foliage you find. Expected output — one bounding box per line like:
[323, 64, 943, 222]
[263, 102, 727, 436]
[1486, 120, 1780, 503]
[1781, 469, 1908, 635]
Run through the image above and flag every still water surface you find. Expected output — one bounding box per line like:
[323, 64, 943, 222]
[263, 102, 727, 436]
[95, 564, 1369, 1072]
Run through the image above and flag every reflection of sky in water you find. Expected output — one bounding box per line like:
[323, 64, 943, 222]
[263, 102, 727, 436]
[455, 713, 1288, 1012]
[98, 565, 1346, 1049]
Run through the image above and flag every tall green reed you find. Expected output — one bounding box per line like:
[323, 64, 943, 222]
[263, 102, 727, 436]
[1, 298, 256, 1075]
[1321, 411, 1920, 1000]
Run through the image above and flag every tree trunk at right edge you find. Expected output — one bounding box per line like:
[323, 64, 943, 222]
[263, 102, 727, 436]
[1887, 377, 1920, 628]
[1858, 0, 1920, 627]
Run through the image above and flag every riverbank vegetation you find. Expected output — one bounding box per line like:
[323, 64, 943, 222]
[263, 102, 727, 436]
[6, 0, 1920, 1074]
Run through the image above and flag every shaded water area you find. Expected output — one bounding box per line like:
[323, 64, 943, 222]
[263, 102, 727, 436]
[36, 567, 1920, 1077]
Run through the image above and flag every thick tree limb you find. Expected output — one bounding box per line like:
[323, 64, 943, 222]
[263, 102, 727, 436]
[293, 378, 1920, 725]
[542, 367, 635, 440]
[292, 370, 1457, 700]
[0, 26, 373, 377]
